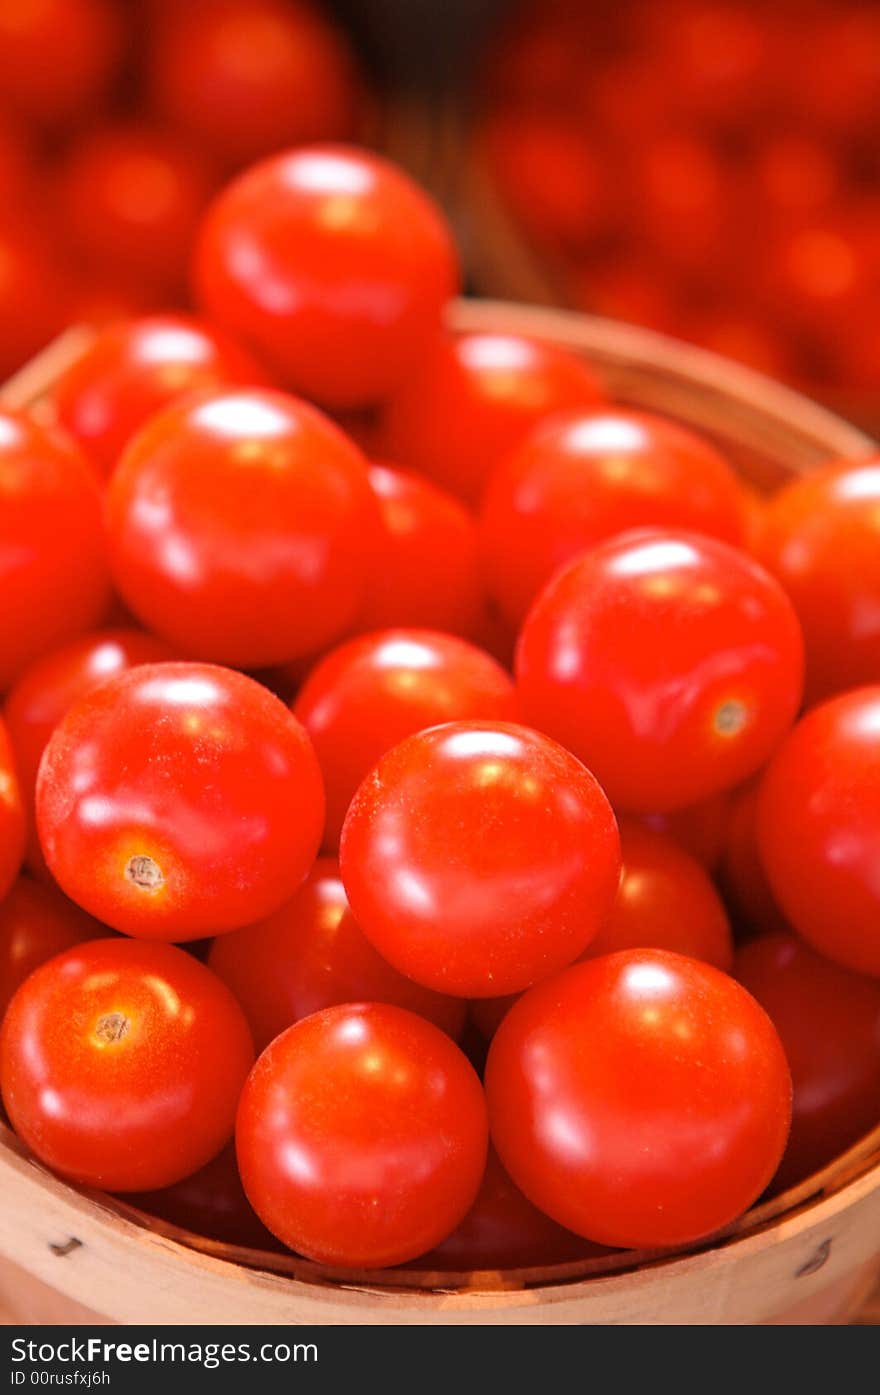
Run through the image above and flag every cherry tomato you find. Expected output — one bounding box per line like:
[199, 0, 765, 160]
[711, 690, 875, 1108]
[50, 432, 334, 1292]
[0, 218, 70, 381]
[757, 687, 880, 977]
[194, 146, 460, 410]
[359, 464, 484, 639]
[0, 722, 25, 904]
[129, 1143, 281, 1251]
[763, 213, 876, 341]
[4, 628, 176, 876]
[0, 410, 110, 689]
[51, 316, 266, 480]
[481, 408, 747, 627]
[294, 630, 518, 849]
[55, 123, 215, 300]
[148, 0, 360, 167]
[236, 1002, 488, 1267]
[1, 938, 254, 1191]
[752, 133, 841, 224]
[516, 529, 804, 812]
[380, 332, 604, 507]
[36, 663, 324, 941]
[0, 112, 38, 209]
[208, 857, 466, 1051]
[758, 456, 880, 704]
[414, 1147, 595, 1271]
[636, 1, 773, 126]
[627, 133, 730, 274]
[719, 780, 789, 938]
[0, 876, 104, 1021]
[735, 930, 880, 1191]
[589, 821, 733, 969]
[635, 789, 732, 870]
[486, 950, 791, 1249]
[340, 720, 620, 998]
[106, 389, 380, 667]
[0, 0, 124, 127]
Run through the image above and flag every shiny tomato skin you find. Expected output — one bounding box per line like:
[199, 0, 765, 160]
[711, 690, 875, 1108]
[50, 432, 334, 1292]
[590, 821, 733, 970]
[194, 146, 459, 410]
[51, 315, 266, 479]
[758, 456, 880, 704]
[208, 857, 465, 1052]
[379, 332, 604, 506]
[0, 876, 105, 1021]
[516, 529, 804, 813]
[0, 719, 25, 903]
[481, 408, 747, 627]
[4, 628, 176, 876]
[36, 663, 324, 941]
[757, 687, 880, 977]
[129, 1142, 281, 1251]
[0, 0, 124, 127]
[486, 950, 792, 1249]
[106, 388, 380, 667]
[735, 930, 880, 1192]
[340, 720, 621, 998]
[1, 938, 254, 1191]
[236, 1002, 488, 1267]
[294, 630, 518, 849]
[719, 781, 789, 938]
[0, 411, 110, 689]
[360, 464, 484, 639]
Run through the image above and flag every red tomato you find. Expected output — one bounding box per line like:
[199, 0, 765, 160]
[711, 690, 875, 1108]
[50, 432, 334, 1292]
[4, 628, 176, 876]
[51, 316, 266, 479]
[789, 6, 880, 138]
[628, 133, 731, 274]
[236, 1002, 488, 1267]
[0, 112, 37, 208]
[413, 1147, 595, 1271]
[0, 876, 104, 1021]
[635, 789, 732, 870]
[752, 134, 841, 224]
[0, 722, 25, 904]
[735, 931, 880, 1191]
[208, 857, 466, 1051]
[380, 332, 604, 507]
[635, 2, 773, 126]
[486, 950, 791, 1249]
[758, 456, 880, 704]
[129, 1143, 281, 1251]
[360, 464, 484, 639]
[106, 389, 380, 667]
[340, 720, 620, 998]
[481, 408, 747, 627]
[757, 687, 880, 977]
[0, 218, 70, 380]
[516, 529, 804, 812]
[55, 123, 215, 300]
[719, 781, 789, 938]
[0, 0, 124, 127]
[1, 938, 254, 1191]
[0, 410, 110, 689]
[194, 147, 459, 410]
[589, 821, 733, 970]
[147, 0, 360, 166]
[294, 630, 518, 849]
[36, 663, 324, 941]
[763, 213, 877, 340]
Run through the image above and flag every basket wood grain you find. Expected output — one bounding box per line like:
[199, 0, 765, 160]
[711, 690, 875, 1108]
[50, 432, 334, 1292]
[0, 302, 877, 1326]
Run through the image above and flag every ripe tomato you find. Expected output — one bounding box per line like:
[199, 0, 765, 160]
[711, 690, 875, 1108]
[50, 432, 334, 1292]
[757, 687, 880, 977]
[752, 133, 840, 224]
[236, 1002, 488, 1267]
[4, 628, 176, 876]
[719, 780, 789, 938]
[516, 529, 804, 812]
[340, 720, 620, 998]
[208, 857, 465, 1051]
[486, 950, 792, 1249]
[129, 1143, 281, 1251]
[0, 723, 25, 905]
[589, 821, 733, 969]
[636, 1, 773, 126]
[106, 389, 380, 667]
[758, 456, 880, 704]
[481, 408, 747, 627]
[380, 332, 604, 507]
[0, 410, 110, 689]
[51, 315, 266, 479]
[294, 630, 517, 849]
[56, 123, 216, 300]
[37, 663, 324, 941]
[413, 1147, 594, 1271]
[627, 132, 731, 274]
[736, 930, 880, 1193]
[147, 0, 360, 166]
[0, 216, 71, 382]
[0, 938, 254, 1191]
[0, 876, 104, 1021]
[194, 146, 459, 410]
[359, 464, 484, 639]
[0, 0, 124, 127]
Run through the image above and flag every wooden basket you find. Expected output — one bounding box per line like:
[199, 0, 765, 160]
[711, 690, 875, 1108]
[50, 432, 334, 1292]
[1, 301, 878, 1326]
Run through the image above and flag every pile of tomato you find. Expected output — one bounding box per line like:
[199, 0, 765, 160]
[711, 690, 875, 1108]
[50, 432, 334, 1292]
[478, 0, 880, 394]
[0, 134, 879, 1276]
[0, 0, 366, 382]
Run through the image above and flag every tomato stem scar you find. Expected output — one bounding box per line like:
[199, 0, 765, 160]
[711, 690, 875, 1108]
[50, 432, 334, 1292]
[714, 699, 747, 736]
[94, 1012, 130, 1044]
[125, 854, 164, 890]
